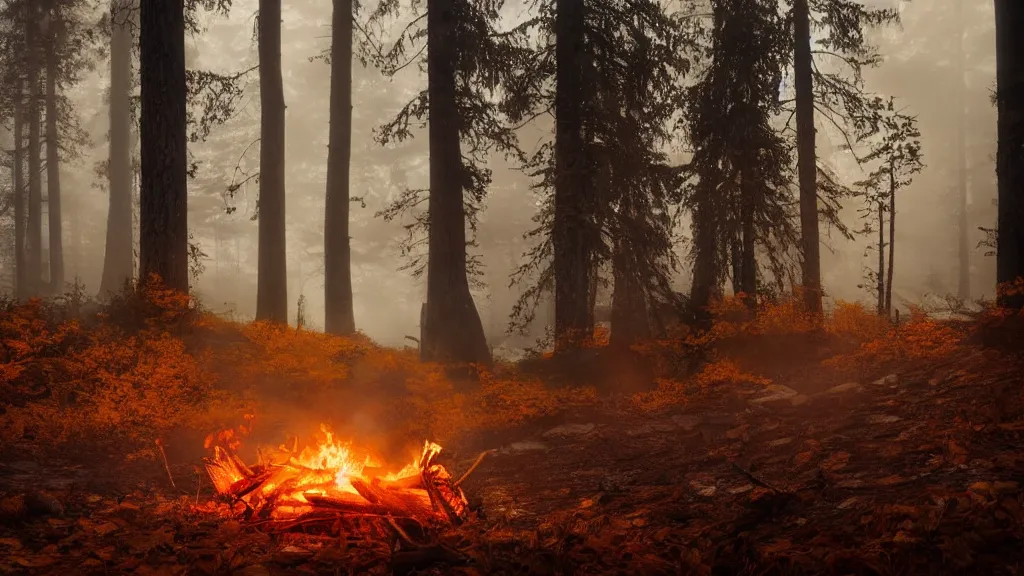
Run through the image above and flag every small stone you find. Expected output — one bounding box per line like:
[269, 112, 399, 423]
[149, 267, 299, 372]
[790, 394, 812, 407]
[821, 382, 864, 395]
[504, 440, 548, 454]
[867, 414, 902, 424]
[749, 384, 799, 407]
[273, 546, 313, 564]
[872, 374, 899, 387]
[543, 423, 596, 438]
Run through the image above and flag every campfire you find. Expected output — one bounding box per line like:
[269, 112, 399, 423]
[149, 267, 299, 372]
[202, 424, 479, 534]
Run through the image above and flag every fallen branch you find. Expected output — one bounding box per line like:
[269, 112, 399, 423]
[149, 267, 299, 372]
[730, 461, 787, 494]
[455, 449, 497, 488]
[155, 439, 176, 489]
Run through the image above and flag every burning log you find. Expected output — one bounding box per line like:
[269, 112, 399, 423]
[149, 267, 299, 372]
[202, 432, 470, 532]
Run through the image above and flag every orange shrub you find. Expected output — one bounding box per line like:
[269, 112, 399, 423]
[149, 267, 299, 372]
[631, 378, 689, 413]
[694, 359, 771, 388]
[826, 300, 890, 343]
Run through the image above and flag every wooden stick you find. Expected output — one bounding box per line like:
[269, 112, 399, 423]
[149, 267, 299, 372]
[155, 439, 176, 489]
[454, 449, 497, 488]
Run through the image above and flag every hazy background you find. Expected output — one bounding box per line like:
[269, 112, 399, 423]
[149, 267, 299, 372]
[48, 0, 996, 347]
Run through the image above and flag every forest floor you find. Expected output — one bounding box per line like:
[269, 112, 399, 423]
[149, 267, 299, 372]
[2, 325, 1023, 575]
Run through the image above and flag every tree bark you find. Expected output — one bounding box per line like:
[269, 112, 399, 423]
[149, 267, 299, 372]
[324, 0, 355, 335]
[609, 240, 650, 348]
[100, 0, 137, 296]
[956, 0, 970, 301]
[553, 0, 591, 349]
[792, 0, 822, 317]
[877, 201, 884, 315]
[729, 230, 742, 296]
[139, 0, 189, 292]
[26, 3, 43, 297]
[421, 0, 490, 364]
[995, 0, 1024, 309]
[689, 182, 719, 331]
[13, 80, 26, 300]
[256, 0, 289, 322]
[45, 13, 63, 295]
[886, 161, 895, 316]
[740, 174, 757, 310]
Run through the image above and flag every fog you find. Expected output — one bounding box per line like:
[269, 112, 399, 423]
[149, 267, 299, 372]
[32, 0, 998, 346]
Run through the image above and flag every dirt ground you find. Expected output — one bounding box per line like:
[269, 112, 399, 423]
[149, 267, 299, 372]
[2, 346, 1023, 575]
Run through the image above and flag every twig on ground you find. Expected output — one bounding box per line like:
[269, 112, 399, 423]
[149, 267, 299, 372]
[155, 439, 176, 489]
[455, 449, 497, 488]
[730, 461, 786, 494]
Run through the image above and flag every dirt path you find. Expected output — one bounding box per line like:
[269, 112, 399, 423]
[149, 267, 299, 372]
[2, 349, 1023, 574]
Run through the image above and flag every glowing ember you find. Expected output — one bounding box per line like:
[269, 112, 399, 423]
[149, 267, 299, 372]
[203, 424, 468, 526]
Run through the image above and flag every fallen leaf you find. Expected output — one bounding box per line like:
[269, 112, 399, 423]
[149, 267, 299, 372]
[0, 537, 23, 550]
[837, 497, 860, 510]
[883, 504, 920, 518]
[994, 481, 1020, 494]
[725, 425, 749, 440]
[92, 521, 121, 536]
[92, 546, 117, 561]
[947, 440, 968, 465]
[969, 480, 1020, 496]
[10, 556, 56, 568]
[892, 530, 919, 544]
[821, 452, 851, 472]
[793, 451, 814, 467]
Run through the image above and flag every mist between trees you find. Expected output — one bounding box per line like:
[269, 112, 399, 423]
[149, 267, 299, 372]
[0, 0, 1020, 358]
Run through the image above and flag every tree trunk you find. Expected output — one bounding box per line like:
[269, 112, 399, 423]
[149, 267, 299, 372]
[994, 0, 1024, 309]
[45, 18, 63, 295]
[100, 0, 137, 296]
[553, 0, 591, 350]
[740, 175, 757, 310]
[886, 161, 895, 316]
[689, 182, 719, 331]
[256, 0, 289, 322]
[956, 0, 970, 301]
[729, 230, 742, 296]
[609, 240, 650, 348]
[876, 201, 884, 315]
[26, 3, 43, 297]
[13, 80, 26, 300]
[420, 0, 490, 365]
[792, 0, 822, 316]
[139, 0, 189, 292]
[324, 0, 355, 335]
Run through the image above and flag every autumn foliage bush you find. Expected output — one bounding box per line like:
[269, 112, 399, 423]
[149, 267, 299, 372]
[632, 289, 970, 412]
[0, 279, 592, 460]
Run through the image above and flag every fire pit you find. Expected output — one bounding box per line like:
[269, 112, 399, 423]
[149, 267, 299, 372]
[202, 425, 480, 538]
